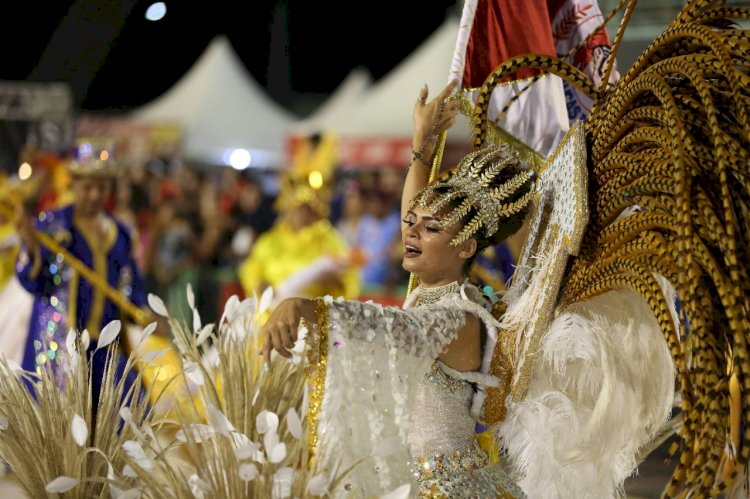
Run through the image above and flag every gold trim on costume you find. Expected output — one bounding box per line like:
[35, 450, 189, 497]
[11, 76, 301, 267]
[28, 248, 42, 281]
[74, 216, 117, 338]
[67, 270, 79, 331]
[506, 121, 589, 401]
[305, 297, 329, 460]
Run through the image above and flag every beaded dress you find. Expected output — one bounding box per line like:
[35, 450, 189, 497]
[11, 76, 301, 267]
[308, 280, 523, 498]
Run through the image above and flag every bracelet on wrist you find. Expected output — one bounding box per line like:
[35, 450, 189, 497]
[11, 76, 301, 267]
[411, 147, 433, 165]
[411, 134, 435, 165]
[410, 102, 444, 169]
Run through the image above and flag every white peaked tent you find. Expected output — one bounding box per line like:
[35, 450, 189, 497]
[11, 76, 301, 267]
[296, 16, 472, 168]
[291, 67, 373, 136]
[131, 35, 297, 168]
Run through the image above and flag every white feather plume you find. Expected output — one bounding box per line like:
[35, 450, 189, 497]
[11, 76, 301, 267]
[497, 286, 676, 498]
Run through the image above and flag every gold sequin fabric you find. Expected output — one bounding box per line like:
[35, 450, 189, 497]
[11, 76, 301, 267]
[304, 297, 329, 459]
[412, 440, 488, 497]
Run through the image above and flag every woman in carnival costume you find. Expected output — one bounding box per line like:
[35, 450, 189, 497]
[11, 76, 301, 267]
[0, 1, 744, 497]
[262, 81, 531, 497]
[261, 63, 689, 497]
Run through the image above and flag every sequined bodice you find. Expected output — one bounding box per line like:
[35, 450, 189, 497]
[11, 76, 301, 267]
[408, 361, 477, 456]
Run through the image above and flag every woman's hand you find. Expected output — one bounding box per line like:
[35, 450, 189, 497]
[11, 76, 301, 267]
[402, 80, 460, 217]
[260, 297, 316, 364]
[412, 80, 460, 160]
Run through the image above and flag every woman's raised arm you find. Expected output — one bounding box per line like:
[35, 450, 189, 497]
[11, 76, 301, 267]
[401, 80, 460, 219]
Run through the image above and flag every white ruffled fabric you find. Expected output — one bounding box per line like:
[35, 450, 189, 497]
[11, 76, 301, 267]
[313, 283, 502, 497]
[314, 295, 464, 496]
[312, 271, 676, 498]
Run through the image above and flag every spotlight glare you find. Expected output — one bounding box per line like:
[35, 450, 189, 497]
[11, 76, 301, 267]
[18, 162, 32, 180]
[308, 170, 323, 189]
[145, 2, 167, 21]
[228, 149, 252, 170]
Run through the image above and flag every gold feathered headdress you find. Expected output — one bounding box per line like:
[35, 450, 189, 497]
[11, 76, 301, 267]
[410, 145, 535, 246]
[275, 132, 338, 218]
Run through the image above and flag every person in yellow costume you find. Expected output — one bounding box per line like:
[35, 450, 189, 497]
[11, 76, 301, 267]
[238, 132, 361, 304]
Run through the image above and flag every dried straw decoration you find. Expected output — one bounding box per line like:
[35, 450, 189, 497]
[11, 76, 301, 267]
[0, 290, 346, 498]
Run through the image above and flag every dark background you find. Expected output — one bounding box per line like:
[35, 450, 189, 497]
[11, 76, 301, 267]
[0, 0, 692, 173]
[0, 0, 460, 117]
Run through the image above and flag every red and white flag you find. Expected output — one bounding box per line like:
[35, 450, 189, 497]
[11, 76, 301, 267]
[450, 0, 569, 161]
[550, 0, 620, 120]
[450, 0, 618, 161]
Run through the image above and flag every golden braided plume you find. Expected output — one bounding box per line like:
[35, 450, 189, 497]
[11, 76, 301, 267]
[474, 1, 750, 496]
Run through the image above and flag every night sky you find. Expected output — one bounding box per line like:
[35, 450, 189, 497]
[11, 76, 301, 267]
[0, 0, 460, 117]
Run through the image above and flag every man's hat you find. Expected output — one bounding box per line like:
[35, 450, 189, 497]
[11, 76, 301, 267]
[67, 138, 120, 178]
[275, 132, 338, 217]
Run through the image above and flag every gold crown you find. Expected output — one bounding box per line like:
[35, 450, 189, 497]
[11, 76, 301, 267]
[275, 132, 338, 217]
[410, 145, 535, 246]
[67, 138, 120, 178]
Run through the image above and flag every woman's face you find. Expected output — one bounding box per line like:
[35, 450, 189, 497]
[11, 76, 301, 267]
[401, 206, 475, 285]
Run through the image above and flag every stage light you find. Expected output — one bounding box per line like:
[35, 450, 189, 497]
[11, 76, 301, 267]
[308, 170, 323, 189]
[227, 148, 252, 170]
[145, 2, 167, 21]
[18, 162, 32, 180]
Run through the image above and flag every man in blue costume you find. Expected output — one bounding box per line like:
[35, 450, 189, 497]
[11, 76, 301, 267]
[15, 140, 149, 408]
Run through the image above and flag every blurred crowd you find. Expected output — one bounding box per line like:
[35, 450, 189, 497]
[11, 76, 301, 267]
[4, 149, 410, 325]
